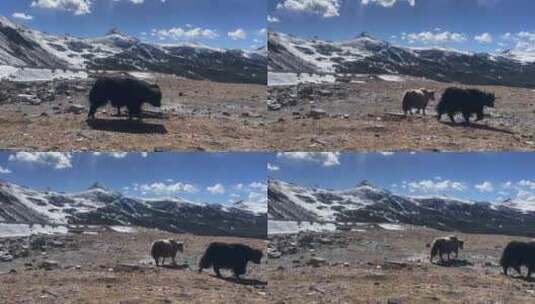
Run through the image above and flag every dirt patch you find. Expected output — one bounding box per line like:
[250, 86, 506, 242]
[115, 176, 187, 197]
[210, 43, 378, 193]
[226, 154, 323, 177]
[0, 74, 268, 151]
[267, 225, 535, 303]
[267, 76, 535, 151]
[0, 229, 267, 304]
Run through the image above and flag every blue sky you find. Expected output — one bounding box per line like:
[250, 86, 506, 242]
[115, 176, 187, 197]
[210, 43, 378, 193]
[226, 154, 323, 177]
[0, 0, 266, 50]
[268, 152, 535, 203]
[0, 152, 268, 208]
[268, 0, 535, 53]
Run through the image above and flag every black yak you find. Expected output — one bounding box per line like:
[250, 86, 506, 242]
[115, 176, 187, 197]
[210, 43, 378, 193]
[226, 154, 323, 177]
[87, 77, 162, 120]
[402, 88, 435, 116]
[500, 241, 535, 278]
[436, 87, 495, 123]
[150, 239, 184, 266]
[198, 242, 263, 279]
[430, 236, 464, 263]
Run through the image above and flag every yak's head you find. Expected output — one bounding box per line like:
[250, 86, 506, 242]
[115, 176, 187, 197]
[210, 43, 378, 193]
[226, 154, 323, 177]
[423, 90, 435, 101]
[249, 248, 263, 264]
[146, 84, 162, 107]
[170, 240, 184, 252]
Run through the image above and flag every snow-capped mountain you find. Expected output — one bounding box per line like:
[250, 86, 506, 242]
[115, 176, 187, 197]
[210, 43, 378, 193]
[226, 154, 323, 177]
[269, 31, 535, 88]
[0, 16, 266, 84]
[0, 181, 266, 238]
[269, 179, 535, 237]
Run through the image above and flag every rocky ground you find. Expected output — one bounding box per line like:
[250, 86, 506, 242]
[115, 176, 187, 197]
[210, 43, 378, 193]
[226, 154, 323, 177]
[0, 73, 268, 151]
[267, 75, 535, 151]
[0, 227, 267, 304]
[267, 223, 535, 303]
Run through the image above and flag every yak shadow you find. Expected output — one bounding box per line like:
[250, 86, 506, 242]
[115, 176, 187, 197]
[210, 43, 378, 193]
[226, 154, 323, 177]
[87, 118, 167, 134]
[210, 274, 267, 286]
[508, 274, 535, 283]
[433, 259, 473, 268]
[441, 121, 514, 135]
[159, 263, 189, 270]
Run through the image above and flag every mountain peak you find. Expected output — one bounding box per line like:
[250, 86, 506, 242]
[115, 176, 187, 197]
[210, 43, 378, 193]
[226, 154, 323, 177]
[356, 32, 375, 39]
[106, 28, 127, 37]
[356, 180, 376, 188]
[87, 182, 108, 191]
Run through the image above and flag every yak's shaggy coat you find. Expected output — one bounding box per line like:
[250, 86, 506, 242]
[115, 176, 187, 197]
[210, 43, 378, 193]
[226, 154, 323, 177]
[402, 88, 435, 116]
[436, 87, 495, 123]
[150, 239, 184, 266]
[88, 77, 162, 120]
[500, 241, 535, 278]
[198, 242, 263, 279]
[430, 236, 464, 263]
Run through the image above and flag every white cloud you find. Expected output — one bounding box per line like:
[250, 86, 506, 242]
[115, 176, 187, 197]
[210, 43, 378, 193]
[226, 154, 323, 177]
[228, 28, 247, 40]
[110, 152, 128, 159]
[379, 152, 395, 156]
[0, 166, 11, 174]
[151, 27, 219, 41]
[475, 181, 494, 192]
[267, 163, 280, 171]
[137, 182, 198, 196]
[277, 152, 340, 167]
[31, 0, 92, 15]
[240, 191, 267, 213]
[475, 33, 493, 44]
[249, 182, 267, 192]
[408, 179, 467, 193]
[207, 183, 225, 194]
[361, 0, 415, 7]
[12, 12, 34, 20]
[276, 0, 341, 18]
[92, 152, 128, 158]
[501, 31, 535, 54]
[402, 31, 467, 44]
[9, 152, 72, 170]
[268, 15, 280, 23]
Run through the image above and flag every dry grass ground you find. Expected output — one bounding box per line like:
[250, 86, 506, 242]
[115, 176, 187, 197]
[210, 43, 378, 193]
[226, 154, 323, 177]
[267, 225, 535, 303]
[0, 75, 268, 151]
[267, 76, 535, 151]
[0, 229, 267, 304]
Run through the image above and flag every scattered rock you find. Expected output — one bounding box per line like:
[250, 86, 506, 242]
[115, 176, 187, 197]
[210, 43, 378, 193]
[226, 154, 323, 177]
[39, 260, 61, 271]
[306, 257, 327, 267]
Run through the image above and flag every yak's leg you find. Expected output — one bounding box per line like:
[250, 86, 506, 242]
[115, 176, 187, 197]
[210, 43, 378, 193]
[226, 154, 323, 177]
[448, 113, 455, 123]
[161, 257, 166, 265]
[528, 266, 532, 279]
[503, 266, 508, 276]
[233, 268, 242, 280]
[423, 108, 427, 116]
[172, 255, 176, 265]
[154, 257, 159, 267]
[214, 266, 222, 277]
[116, 106, 121, 117]
[88, 105, 98, 119]
[476, 110, 484, 121]
[463, 112, 471, 124]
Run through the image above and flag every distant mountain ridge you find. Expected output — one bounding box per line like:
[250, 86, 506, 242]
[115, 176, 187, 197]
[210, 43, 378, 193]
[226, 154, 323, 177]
[0, 16, 267, 84]
[0, 181, 266, 238]
[268, 31, 535, 88]
[269, 179, 535, 237]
